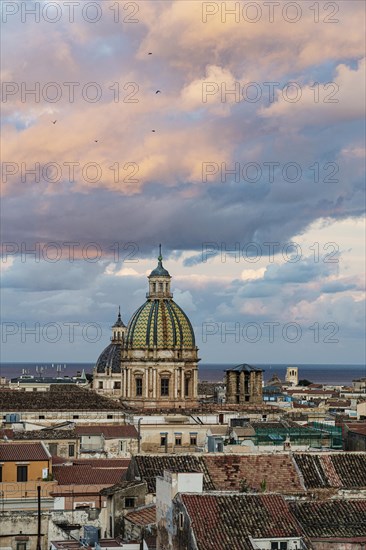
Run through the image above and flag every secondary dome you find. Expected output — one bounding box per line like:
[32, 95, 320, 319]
[126, 299, 195, 349]
[95, 342, 122, 373]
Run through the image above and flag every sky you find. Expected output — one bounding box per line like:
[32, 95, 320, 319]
[0, 0, 365, 365]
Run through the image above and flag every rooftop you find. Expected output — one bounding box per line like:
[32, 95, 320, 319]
[293, 452, 366, 489]
[10, 429, 78, 441]
[291, 499, 366, 539]
[128, 455, 215, 493]
[204, 454, 303, 494]
[52, 462, 127, 485]
[125, 504, 156, 526]
[128, 452, 366, 495]
[0, 442, 50, 462]
[180, 493, 303, 550]
[0, 385, 126, 411]
[345, 422, 366, 436]
[75, 425, 138, 439]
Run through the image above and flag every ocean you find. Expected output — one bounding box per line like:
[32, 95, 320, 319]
[0, 362, 365, 386]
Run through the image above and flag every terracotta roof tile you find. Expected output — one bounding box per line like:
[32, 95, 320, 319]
[345, 423, 366, 436]
[291, 500, 366, 538]
[0, 386, 125, 410]
[181, 494, 303, 550]
[52, 464, 126, 485]
[75, 425, 138, 438]
[204, 454, 303, 494]
[125, 505, 156, 526]
[0, 442, 49, 461]
[293, 453, 366, 489]
[131, 455, 215, 493]
[12, 429, 78, 441]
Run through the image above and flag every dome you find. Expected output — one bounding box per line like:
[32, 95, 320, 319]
[95, 342, 122, 373]
[126, 299, 195, 349]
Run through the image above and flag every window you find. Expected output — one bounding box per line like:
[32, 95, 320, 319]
[98, 381, 103, 389]
[185, 377, 190, 397]
[107, 414, 113, 419]
[33, 388, 37, 391]
[73, 415, 79, 419]
[160, 434, 167, 447]
[125, 497, 135, 508]
[161, 378, 169, 397]
[175, 434, 182, 446]
[136, 378, 143, 397]
[48, 443, 58, 456]
[68, 444, 75, 457]
[190, 434, 197, 446]
[16, 544, 27, 550]
[114, 381, 121, 389]
[17, 465, 28, 482]
[120, 440, 127, 453]
[271, 544, 288, 550]
[0, 465, 2, 482]
[178, 512, 184, 530]
[39, 415, 45, 419]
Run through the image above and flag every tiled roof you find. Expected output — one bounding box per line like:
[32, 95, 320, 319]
[100, 480, 146, 496]
[230, 426, 256, 437]
[73, 458, 131, 468]
[0, 442, 50, 461]
[0, 428, 14, 439]
[204, 455, 303, 494]
[12, 429, 78, 440]
[75, 425, 138, 438]
[293, 453, 366, 489]
[52, 457, 130, 468]
[130, 455, 215, 493]
[181, 494, 302, 550]
[345, 423, 366, 436]
[52, 464, 126, 485]
[130, 453, 366, 496]
[291, 500, 366, 539]
[0, 385, 125, 411]
[125, 504, 156, 526]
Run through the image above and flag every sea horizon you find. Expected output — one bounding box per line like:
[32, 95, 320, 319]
[1, 362, 365, 385]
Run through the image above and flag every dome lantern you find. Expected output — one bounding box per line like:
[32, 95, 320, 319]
[147, 244, 172, 299]
[111, 306, 126, 342]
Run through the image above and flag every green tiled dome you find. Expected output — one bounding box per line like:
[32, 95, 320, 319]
[126, 299, 195, 349]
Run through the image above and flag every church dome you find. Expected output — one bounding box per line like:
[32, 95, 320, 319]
[95, 342, 122, 373]
[126, 299, 195, 349]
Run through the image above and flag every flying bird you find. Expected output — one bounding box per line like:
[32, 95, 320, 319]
[52, 120, 57, 124]
[151, 130, 156, 132]
[94, 140, 99, 142]
[148, 52, 152, 55]
[156, 90, 161, 94]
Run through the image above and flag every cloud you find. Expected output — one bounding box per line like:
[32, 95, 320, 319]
[260, 58, 366, 126]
